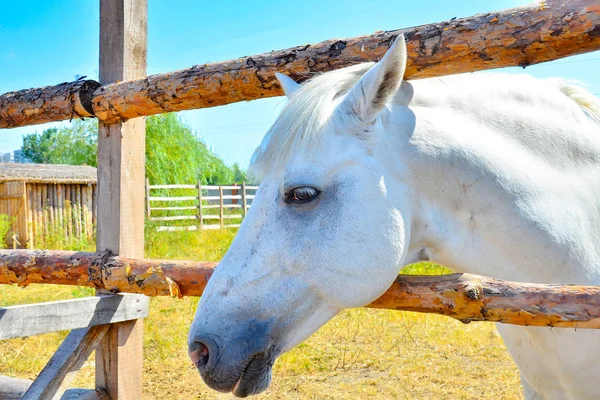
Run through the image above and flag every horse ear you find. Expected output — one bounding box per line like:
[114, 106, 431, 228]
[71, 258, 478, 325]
[338, 34, 407, 123]
[276, 72, 301, 97]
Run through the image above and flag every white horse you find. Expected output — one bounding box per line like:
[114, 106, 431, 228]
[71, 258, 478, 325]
[189, 35, 600, 399]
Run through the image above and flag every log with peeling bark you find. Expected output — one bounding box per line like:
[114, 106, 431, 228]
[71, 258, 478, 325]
[1, 0, 599, 128]
[2, 249, 600, 329]
[0, 80, 100, 129]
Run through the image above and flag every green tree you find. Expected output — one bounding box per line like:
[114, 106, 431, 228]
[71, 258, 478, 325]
[145, 113, 236, 185]
[21, 119, 97, 166]
[20, 114, 247, 185]
[231, 163, 248, 183]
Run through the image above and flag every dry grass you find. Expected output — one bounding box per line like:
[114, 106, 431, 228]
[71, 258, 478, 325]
[0, 229, 523, 399]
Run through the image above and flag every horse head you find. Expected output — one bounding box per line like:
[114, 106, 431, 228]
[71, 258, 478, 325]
[188, 35, 415, 397]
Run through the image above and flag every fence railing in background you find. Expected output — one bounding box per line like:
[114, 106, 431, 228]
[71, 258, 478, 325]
[146, 180, 258, 231]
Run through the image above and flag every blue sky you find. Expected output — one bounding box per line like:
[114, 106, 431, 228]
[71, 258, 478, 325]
[1, 0, 599, 168]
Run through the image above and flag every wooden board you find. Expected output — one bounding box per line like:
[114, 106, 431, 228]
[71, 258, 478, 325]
[0, 294, 149, 340]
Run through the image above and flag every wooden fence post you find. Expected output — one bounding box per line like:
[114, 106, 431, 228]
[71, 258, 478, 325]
[219, 185, 224, 229]
[241, 181, 247, 218]
[197, 180, 203, 230]
[95, 0, 147, 399]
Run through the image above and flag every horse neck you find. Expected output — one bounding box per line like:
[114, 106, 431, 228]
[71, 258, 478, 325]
[383, 91, 600, 284]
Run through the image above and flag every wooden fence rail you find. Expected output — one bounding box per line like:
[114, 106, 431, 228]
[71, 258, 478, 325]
[2, 249, 600, 329]
[146, 181, 258, 231]
[0, 293, 148, 400]
[2, 0, 599, 129]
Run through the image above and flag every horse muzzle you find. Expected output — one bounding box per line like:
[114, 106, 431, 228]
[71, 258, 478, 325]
[188, 320, 279, 397]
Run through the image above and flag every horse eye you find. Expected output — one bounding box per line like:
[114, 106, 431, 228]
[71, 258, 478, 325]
[285, 187, 320, 204]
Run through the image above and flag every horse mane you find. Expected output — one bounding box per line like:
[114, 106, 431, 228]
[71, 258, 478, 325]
[249, 64, 600, 178]
[553, 79, 600, 125]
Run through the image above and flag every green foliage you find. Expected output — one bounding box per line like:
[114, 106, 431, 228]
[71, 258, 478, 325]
[20, 113, 249, 185]
[21, 120, 98, 166]
[0, 214, 13, 249]
[145, 114, 235, 185]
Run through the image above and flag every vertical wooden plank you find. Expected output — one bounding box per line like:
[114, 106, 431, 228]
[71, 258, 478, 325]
[20, 181, 28, 248]
[53, 184, 59, 232]
[145, 178, 151, 219]
[56, 184, 64, 236]
[86, 185, 93, 239]
[96, 1, 148, 399]
[241, 181, 247, 218]
[65, 185, 73, 239]
[33, 185, 39, 246]
[47, 185, 54, 237]
[219, 185, 224, 229]
[75, 185, 82, 240]
[92, 184, 97, 229]
[41, 184, 48, 240]
[26, 184, 34, 249]
[81, 186, 89, 239]
[232, 186, 238, 205]
[197, 180, 203, 230]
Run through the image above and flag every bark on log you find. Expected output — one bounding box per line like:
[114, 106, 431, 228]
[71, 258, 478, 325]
[1, 0, 599, 129]
[2, 250, 600, 329]
[0, 80, 100, 129]
[91, 0, 600, 122]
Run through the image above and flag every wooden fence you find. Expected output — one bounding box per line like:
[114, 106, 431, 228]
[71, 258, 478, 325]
[0, 0, 599, 398]
[0, 293, 148, 400]
[0, 162, 97, 249]
[146, 181, 258, 231]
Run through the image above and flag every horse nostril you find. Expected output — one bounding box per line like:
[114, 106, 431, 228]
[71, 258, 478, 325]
[190, 341, 210, 369]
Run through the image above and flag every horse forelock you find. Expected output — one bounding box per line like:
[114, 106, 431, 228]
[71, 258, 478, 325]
[249, 63, 374, 178]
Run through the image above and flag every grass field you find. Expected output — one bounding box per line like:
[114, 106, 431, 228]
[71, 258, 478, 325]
[0, 229, 523, 399]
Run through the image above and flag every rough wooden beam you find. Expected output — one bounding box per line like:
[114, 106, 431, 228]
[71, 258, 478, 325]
[87, 0, 600, 122]
[22, 325, 110, 400]
[0, 250, 215, 297]
[0, 294, 149, 340]
[95, 1, 148, 399]
[1, 0, 599, 129]
[0, 80, 100, 129]
[3, 249, 600, 329]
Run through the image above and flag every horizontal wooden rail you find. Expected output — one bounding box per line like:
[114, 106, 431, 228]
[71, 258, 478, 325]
[203, 195, 241, 201]
[2, 0, 599, 128]
[148, 184, 197, 189]
[2, 250, 600, 329]
[201, 214, 242, 220]
[149, 206, 198, 211]
[148, 196, 196, 202]
[0, 294, 149, 340]
[156, 226, 198, 232]
[149, 215, 197, 221]
[0, 80, 100, 129]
